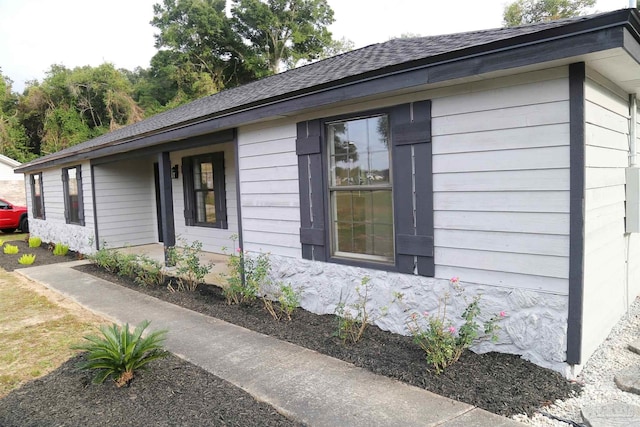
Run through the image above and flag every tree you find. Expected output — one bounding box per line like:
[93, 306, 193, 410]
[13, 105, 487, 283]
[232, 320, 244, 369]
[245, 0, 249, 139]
[503, 0, 596, 27]
[0, 70, 32, 162]
[231, 0, 335, 74]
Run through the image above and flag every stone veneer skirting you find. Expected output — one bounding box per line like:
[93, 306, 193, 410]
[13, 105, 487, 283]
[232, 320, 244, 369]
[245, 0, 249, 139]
[266, 254, 570, 375]
[29, 219, 94, 254]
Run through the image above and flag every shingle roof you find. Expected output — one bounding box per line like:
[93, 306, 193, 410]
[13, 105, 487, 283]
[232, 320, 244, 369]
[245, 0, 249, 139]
[19, 9, 634, 169]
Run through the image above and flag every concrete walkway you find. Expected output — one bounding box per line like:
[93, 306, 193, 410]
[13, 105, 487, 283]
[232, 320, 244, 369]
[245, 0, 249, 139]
[16, 261, 523, 427]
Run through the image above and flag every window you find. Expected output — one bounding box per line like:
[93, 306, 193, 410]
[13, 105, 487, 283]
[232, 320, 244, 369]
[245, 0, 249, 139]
[62, 165, 84, 225]
[30, 173, 45, 219]
[182, 152, 227, 228]
[296, 101, 434, 276]
[327, 115, 394, 263]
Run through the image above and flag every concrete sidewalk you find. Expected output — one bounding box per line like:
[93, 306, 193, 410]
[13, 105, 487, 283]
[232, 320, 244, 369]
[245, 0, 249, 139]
[16, 261, 523, 427]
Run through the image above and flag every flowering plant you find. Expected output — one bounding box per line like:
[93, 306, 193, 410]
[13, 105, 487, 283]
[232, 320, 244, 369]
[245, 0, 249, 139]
[406, 277, 505, 374]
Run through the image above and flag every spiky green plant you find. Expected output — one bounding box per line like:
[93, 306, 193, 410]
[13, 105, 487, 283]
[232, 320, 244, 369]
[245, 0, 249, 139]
[28, 237, 42, 248]
[3, 244, 19, 255]
[72, 320, 168, 387]
[52, 243, 69, 256]
[18, 254, 36, 265]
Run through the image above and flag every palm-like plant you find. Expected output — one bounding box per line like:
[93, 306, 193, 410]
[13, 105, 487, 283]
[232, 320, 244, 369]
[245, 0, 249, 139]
[72, 320, 168, 387]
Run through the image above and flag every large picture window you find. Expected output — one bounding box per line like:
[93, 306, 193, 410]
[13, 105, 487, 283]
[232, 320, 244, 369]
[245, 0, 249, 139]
[62, 165, 84, 225]
[182, 152, 227, 228]
[30, 173, 45, 219]
[327, 115, 394, 263]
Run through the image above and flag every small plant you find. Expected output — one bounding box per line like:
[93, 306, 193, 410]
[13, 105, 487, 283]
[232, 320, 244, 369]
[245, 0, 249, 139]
[28, 237, 42, 248]
[134, 255, 165, 287]
[18, 254, 36, 265]
[222, 236, 270, 305]
[262, 282, 301, 321]
[52, 243, 69, 256]
[89, 245, 121, 274]
[166, 239, 212, 292]
[72, 320, 168, 387]
[3, 244, 19, 255]
[334, 277, 372, 344]
[406, 277, 506, 374]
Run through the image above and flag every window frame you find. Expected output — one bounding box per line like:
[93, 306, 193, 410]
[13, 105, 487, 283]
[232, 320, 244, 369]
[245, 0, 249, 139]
[62, 165, 84, 226]
[30, 172, 45, 220]
[182, 152, 227, 229]
[297, 100, 434, 276]
[324, 113, 395, 265]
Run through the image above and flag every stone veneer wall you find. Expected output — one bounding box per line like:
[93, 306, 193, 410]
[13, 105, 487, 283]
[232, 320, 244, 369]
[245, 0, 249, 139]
[29, 219, 94, 254]
[0, 180, 26, 205]
[267, 254, 570, 375]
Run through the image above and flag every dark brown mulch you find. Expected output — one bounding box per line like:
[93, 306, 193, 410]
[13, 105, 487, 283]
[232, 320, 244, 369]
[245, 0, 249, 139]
[73, 262, 582, 418]
[0, 353, 299, 427]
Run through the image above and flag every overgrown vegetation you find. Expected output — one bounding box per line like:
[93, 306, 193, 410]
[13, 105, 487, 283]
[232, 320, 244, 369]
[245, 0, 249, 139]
[72, 320, 168, 387]
[89, 244, 164, 287]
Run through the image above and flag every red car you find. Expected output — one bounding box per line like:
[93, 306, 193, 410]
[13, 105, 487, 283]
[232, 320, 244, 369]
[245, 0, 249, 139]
[0, 198, 28, 233]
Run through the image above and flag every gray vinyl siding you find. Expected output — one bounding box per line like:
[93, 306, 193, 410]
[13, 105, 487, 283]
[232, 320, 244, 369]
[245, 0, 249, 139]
[24, 161, 95, 253]
[93, 158, 157, 248]
[582, 71, 632, 360]
[237, 121, 300, 257]
[237, 67, 572, 294]
[631, 105, 640, 299]
[431, 70, 571, 294]
[171, 142, 238, 252]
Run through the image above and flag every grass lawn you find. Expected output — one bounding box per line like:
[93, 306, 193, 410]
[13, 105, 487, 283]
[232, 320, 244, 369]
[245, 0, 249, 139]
[0, 233, 28, 243]
[0, 270, 106, 397]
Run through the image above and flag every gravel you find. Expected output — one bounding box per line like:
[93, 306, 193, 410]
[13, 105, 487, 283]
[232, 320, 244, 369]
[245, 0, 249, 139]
[513, 297, 640, 426]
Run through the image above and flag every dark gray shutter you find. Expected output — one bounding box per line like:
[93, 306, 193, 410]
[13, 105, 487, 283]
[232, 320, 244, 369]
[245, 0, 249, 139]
[39, 173, 45, 220]
[391, 100, 434, 276]
[76, 167, 85, 226]
[296, 119, 326, 261]
[182, 156, 195, 226]
[212, 152, 227, 229]
[62, 169, 69, 223]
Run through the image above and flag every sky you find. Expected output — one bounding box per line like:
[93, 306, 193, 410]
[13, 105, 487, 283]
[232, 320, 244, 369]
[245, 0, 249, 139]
[0, 0, 633, 92]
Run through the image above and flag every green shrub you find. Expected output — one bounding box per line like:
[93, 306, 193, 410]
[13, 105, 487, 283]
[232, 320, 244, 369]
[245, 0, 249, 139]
[406, 277, 505, 374]
[18, 254, 36, 265]
[89, 245, 120, 274]
[134, 255, 165, 287]
[3, 244, 19, 255]
[53, 243, 69, 256]
[223, 243, 270, 305]
[167, 240, 212, 292]
[28, 237, 42, 248]
[72, 320, 168, 387]
[262, 282, 301, 321]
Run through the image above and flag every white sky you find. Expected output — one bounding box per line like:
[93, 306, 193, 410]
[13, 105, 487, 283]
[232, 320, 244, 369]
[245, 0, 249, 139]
[0, 0, 632, 92]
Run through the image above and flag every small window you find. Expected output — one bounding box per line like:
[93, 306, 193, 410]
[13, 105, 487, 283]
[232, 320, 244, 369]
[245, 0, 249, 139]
[62, 165, 84, 226]
[182, 152, 227, 228]
[327, 115, 394, 263]
[30, 173, 45, 219]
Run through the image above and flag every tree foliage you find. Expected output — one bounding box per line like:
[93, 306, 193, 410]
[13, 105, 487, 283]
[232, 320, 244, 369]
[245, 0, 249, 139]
[0, 0, 348, 160]
[503, 0, 596, 27]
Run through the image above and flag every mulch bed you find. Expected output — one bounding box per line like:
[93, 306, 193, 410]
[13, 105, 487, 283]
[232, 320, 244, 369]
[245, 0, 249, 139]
[0, 240, 583, 422]
[0, 239, 80, 271]
[0, 353, 299, 427]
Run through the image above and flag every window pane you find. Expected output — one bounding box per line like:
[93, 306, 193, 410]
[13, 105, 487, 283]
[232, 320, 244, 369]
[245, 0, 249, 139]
[65, 167, 80, 224]
[195, 161, 214, 190]
[329, 116, 389, 187]
[332, 190, 393, 260]
[196, 191, 216, 223]
[68, 168, 78, 196]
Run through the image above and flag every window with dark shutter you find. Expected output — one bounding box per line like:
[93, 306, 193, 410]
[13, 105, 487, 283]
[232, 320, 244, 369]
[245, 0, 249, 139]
[295, 100, 434, 276]
[62, 165, 84, 226]
[30, 173, 45, 220]
[182, 152, 227, 229]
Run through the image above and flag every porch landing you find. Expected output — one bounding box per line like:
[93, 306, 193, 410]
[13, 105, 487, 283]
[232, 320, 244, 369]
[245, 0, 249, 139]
[117, 243, 230, 287]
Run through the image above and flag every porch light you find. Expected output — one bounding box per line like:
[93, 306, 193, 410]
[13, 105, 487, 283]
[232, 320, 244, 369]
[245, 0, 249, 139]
[171, 165, 179, 179]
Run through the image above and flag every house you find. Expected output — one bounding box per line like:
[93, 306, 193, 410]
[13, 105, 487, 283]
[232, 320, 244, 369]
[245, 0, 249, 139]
[15, 9, 640, 376]
[0, 154, 25, 205]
